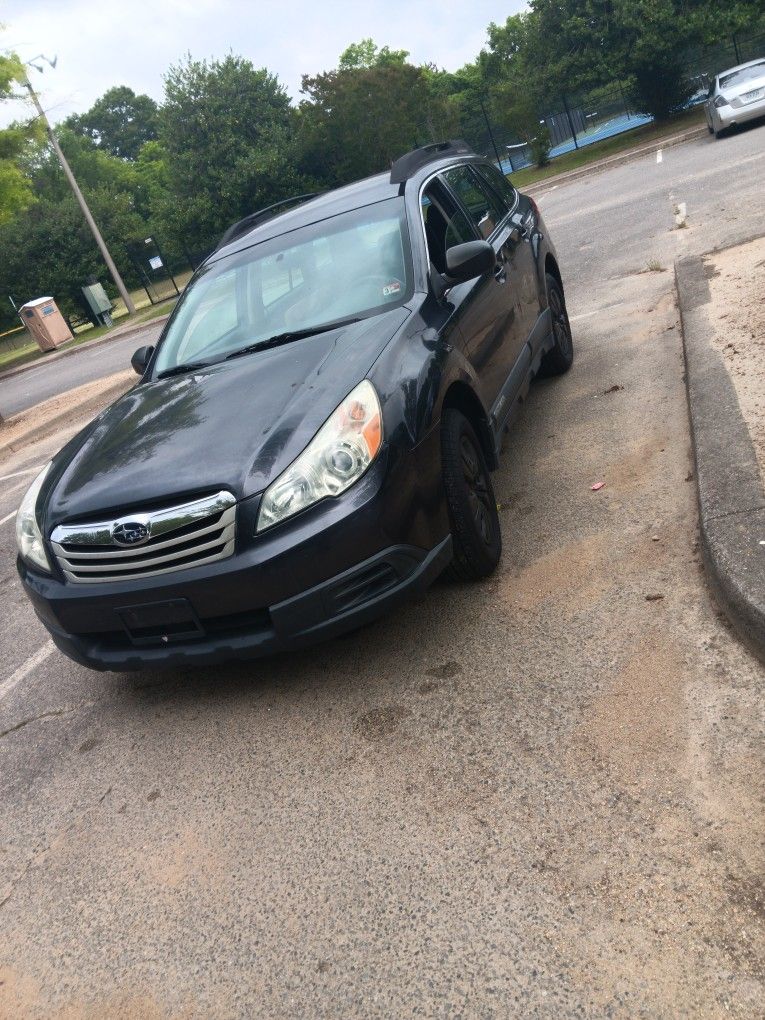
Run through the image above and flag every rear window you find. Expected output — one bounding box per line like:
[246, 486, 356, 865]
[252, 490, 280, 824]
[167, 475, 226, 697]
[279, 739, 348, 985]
[153, 199, 413, 374]
[720, 62, 765, 89]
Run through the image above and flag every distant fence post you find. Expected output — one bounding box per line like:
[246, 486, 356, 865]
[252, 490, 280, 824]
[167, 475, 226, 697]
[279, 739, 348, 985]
[732, 34, 742, 64]
[561, 95, 579, 149]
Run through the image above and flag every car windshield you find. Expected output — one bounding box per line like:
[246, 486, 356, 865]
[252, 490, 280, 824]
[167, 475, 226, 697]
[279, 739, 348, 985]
[153, 199, 412, 375]
[720, 62, 765, 89]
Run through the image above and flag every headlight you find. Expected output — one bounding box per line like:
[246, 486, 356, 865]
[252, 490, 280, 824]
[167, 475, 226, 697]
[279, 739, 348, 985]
[713, 95, 729, 108]
[257, 380, 383, 532]
[16, 462, 53, 573]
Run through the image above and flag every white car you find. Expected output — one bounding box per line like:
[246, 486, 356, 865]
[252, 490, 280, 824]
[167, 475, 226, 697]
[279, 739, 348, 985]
[705, 58, 765, 138]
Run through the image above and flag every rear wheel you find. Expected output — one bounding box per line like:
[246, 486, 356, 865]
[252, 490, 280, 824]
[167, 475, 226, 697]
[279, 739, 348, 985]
[538, 272, 574, 377]
[441, 409, 501, 581]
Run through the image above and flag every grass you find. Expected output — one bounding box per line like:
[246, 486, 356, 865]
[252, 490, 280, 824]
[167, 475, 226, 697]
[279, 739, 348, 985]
[0, 295, 180, 375]
[507, 105, 706, 189]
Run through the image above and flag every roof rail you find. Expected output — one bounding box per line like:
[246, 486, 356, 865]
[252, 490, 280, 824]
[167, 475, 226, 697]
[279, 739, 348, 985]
[215, 193, 321, 251]
[390, 139, 475, 185]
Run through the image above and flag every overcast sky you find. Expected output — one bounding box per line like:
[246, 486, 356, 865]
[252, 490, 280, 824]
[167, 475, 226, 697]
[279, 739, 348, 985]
[2, 0, 526, 127]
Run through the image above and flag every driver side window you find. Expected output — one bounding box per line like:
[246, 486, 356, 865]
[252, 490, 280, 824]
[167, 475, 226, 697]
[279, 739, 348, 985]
[421, 180, 476, 274]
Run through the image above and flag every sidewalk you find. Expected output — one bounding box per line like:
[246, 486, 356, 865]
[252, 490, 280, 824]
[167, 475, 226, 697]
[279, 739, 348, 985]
[0, 310, 172, 383]
[526, 124, 708, 196]
[0, 370, 133, 459]
[676, 236, 765, 663]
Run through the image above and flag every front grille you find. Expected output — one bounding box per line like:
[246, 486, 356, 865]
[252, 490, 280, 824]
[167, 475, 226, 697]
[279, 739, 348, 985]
[50, 490, 237, 584]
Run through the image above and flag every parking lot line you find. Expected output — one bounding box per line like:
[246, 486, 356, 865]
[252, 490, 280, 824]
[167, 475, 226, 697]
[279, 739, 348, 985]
[0, 641, 54, 702]
[0, 467, 42, 482]
[657, 149, 663, 164]
[0, 509, 17, 527]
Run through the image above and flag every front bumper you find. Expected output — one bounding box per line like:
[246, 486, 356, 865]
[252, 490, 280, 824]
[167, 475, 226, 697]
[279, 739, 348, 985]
[20, 431, 452, 671]
[27, 538, 452, 671]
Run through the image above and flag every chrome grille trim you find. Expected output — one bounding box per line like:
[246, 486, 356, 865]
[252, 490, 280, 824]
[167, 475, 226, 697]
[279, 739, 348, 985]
[50, 490, 237, 584]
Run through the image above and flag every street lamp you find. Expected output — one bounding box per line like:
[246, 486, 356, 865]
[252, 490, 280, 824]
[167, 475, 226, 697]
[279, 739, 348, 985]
[23, 55, 136, 315]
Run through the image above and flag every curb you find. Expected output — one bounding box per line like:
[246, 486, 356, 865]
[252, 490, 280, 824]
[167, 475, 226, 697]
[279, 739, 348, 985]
[0, 313, 171, 383]
[526, 125, 708, 196]
[675, 253, 765, 663]
[0, 375, 133, 458]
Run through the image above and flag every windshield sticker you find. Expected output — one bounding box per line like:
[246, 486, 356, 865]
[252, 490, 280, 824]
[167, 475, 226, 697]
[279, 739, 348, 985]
[383, 281, 402, 298]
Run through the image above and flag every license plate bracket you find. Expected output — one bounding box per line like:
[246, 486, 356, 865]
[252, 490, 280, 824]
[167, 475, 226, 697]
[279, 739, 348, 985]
[116, 598, 204, 646]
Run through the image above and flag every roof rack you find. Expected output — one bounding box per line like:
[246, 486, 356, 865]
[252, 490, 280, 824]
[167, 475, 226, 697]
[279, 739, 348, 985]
[390, 140, 475, 185]
[215, 193, 321, 251]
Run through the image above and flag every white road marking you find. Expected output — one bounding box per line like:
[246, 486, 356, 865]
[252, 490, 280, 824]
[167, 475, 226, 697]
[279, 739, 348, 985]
[0, 641, 55, 702]
[0, 467, 42, 482]
[657, 150, 663, 164]
[0, 510, 17, 527]
[570, 309, 602, 323]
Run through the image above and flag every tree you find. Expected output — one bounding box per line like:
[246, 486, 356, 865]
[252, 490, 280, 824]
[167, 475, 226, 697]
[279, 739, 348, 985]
[66, 85, 159, 160]
[299, 58, 456, 185]
[338, 39, 410, 70]
[0, 48, 41, 223]
[158, 55, 306, 250]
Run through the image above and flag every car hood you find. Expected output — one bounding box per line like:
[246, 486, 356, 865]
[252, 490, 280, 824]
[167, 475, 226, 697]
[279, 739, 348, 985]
[44, 309, 410, 528]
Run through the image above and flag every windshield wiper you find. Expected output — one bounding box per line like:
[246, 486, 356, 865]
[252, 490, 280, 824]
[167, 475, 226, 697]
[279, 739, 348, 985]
[224, 317, 362, 361]
[156, 360, 216, 379]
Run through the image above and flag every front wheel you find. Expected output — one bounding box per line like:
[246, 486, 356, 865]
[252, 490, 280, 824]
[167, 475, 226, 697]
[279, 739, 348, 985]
[538, 272, 574, 377]
[441, 409, 502, 581]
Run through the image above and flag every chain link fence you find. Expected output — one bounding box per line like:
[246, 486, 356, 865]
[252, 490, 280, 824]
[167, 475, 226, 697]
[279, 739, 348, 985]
[467, 28, 765, 174]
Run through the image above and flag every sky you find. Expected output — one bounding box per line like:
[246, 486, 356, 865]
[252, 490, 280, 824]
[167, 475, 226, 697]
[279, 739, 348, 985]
[1, 0, 526, 127]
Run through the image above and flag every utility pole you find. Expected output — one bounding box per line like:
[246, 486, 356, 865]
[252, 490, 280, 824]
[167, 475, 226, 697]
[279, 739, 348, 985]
[478, 94, 503, 169]
[23, 61, 136, 314]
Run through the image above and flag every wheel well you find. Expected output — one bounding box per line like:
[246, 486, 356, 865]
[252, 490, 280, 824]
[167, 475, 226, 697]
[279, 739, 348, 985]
[442, 382, 497, 470]
[545, 254, 563, 292]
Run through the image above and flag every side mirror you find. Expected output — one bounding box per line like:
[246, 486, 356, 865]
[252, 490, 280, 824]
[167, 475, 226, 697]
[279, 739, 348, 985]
[444, 241, 496, 284]
[131, 345, 154, 376]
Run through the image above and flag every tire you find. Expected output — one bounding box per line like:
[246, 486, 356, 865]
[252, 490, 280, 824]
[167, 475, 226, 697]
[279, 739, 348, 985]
[538, 272, 574, 377]
[441, 408, 502, 581]
[707, 123, 714, 134]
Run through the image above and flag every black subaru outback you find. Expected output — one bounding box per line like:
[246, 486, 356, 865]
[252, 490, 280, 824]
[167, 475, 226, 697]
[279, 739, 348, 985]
[16, 140, 573, 671]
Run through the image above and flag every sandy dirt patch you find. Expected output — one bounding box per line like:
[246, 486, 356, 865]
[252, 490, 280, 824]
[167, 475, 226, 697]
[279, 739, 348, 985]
[704, 236, 765, 478]
[0, 370, 132, 459]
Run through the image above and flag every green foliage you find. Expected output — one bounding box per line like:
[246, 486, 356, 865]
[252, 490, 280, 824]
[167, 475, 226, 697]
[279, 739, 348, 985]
[530, 126, 552, 167]
[0, 186, 146, 323]
[338, 39, 410, 70]
[158, 54, 306, 250]
[299, 58, 457, 185]
[0, 48, 39, 223]
[65, 85, 159, 160]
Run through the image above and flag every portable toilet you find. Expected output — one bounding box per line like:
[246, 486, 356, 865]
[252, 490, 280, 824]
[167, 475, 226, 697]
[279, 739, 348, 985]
[19, 297, 73, 352]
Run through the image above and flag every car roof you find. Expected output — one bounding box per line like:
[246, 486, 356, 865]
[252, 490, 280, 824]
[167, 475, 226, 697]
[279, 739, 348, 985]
[209, 149, 491, 265]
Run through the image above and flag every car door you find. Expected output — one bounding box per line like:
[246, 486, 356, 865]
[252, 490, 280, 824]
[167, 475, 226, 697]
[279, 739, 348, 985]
[439, 164, 529, 422]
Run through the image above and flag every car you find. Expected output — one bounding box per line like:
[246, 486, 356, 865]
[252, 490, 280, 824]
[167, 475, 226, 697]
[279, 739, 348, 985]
[704, 58, 765, 138]
[16, 139, 573, 671]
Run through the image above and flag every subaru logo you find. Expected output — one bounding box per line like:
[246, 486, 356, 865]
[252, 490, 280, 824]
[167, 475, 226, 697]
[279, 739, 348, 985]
[112, 520, 151, 547]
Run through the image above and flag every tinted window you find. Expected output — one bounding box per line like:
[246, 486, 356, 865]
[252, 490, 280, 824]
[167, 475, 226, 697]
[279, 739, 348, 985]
[443, 165, 507, 239]
[421, 181, 476, 274]
[154, 200, 412, 374]
[474, 164, 518, 214]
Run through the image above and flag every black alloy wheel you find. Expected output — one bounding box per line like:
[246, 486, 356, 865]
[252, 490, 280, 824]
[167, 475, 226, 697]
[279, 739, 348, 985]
[538, 272, 574, 377]
[441, 408, 502, 581]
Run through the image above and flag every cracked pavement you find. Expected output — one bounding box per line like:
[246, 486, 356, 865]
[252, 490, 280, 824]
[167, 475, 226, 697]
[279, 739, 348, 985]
[0, 125, 764, 1018]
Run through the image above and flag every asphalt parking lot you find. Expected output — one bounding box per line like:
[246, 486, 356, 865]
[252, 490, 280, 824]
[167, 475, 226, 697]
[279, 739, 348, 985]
[1, 125, 764, 1017]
